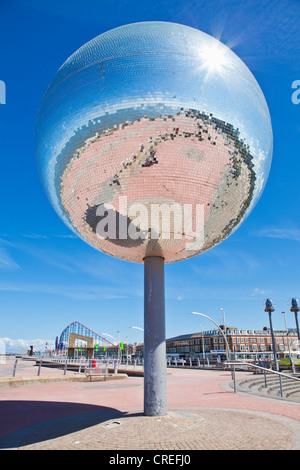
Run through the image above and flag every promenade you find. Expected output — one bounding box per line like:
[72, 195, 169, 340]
[0, 357, 299, 450]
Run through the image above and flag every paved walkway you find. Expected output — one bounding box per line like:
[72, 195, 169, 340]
[0, 357, 299, 450]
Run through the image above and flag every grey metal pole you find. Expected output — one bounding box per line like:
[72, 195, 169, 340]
[264, 370, 267, 388]
[232, 364, 236, 393]
[12, 358, 18, 377]
[144, 256, 167, 416]
[282, 311, 295, 374]
[37, 357, 43, 376]
[290, 299, 300, 341]
[268, 311, 279, 372]
[294, 311, 300, 341]
[64, 356, 68, 375]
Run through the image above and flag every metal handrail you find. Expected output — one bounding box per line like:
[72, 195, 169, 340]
[225, 361, 300, 380]
[225, 361, 300, 397]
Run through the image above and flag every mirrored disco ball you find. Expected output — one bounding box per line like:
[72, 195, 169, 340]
[35, 22, 273, 263]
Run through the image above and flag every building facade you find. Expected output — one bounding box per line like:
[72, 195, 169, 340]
[166, 326, 299, 363]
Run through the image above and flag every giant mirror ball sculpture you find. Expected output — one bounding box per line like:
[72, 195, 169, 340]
[35, 22, 273, 263]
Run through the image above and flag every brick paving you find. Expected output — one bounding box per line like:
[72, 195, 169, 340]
[13, 409, 294, 450]
[0, 358, 299, 450]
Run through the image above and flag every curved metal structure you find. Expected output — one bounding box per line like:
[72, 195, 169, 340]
[58, 321, 114, 349]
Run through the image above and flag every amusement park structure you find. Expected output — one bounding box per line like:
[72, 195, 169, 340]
[57, 321, 114, 357]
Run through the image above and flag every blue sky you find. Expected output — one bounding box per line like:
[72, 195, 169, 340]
[0, 0, 300, 352]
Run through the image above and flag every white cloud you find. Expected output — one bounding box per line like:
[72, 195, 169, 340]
[0, 247, 20, 271]
[254, 227, 300, 242]
[0, 337, 55, 353]
[0, 280, 133, 300]
[250, 287, 269, 297]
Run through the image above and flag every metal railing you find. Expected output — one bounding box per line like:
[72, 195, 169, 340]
[226, 361, 300, 398]
[43, 357, 122, 375]
[47, 356, 143, 371]
[10, 356, 124, 377]
[14, 354, 145, 377]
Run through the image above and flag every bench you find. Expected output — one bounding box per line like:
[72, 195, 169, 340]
[84, 367, 110, 381]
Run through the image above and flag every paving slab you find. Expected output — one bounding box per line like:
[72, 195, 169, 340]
[0, 357, 299, 450]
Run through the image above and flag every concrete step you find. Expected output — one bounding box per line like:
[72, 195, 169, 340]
[235, 374, 300, 402]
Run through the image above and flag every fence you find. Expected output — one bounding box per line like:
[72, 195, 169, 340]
[10, 354, 145, 377]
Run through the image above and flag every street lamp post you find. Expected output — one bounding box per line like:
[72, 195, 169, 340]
[220, 307, 228, 359]
[130, 326, 144, 365]
[102, 332, 120, 360]
[264, 299, 278, 371]
[221, 307, 226, 330]
[282, 311, 295, 374]
[125, 336, 129, 364]
[200, 324, 206, 366]
[290, 298, 300, 342]
[189, 312, 230, 361]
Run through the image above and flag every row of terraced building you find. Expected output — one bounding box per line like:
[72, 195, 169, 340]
[165, 326, 299, 363]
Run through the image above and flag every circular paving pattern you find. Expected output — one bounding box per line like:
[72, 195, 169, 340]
[17, 408, 293, 450]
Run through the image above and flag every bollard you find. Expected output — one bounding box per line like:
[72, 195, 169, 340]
[264, 370, 267, 388]
[12, 359, 18, 377]
[37, 357, 43, 376]
[64, 356, 68, 375]
[279, 375, 283, 398]
[232, 365, 237, 393]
